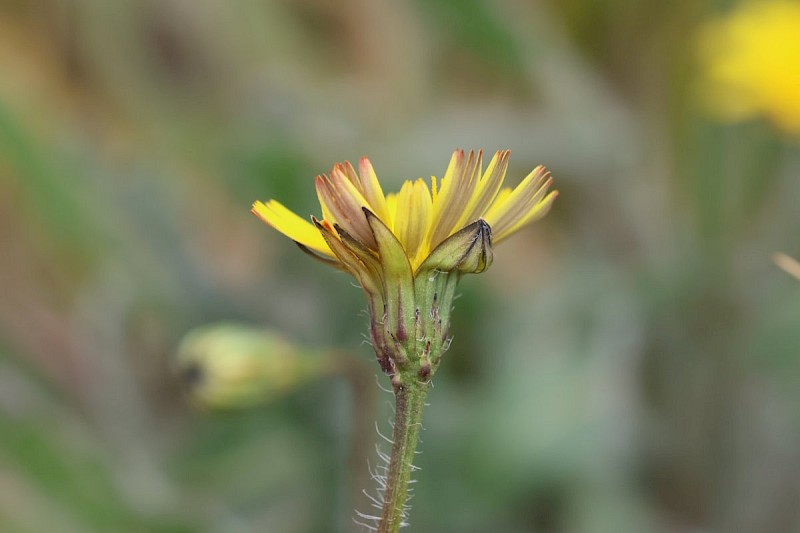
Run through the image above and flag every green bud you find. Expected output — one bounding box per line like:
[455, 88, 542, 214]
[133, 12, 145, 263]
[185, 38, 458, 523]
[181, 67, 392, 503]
[418, 219, 493, 274]
[175, 323, 329, 409]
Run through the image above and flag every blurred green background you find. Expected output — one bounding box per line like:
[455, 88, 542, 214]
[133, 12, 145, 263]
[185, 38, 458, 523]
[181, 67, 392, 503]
[1, 1, 799, 532]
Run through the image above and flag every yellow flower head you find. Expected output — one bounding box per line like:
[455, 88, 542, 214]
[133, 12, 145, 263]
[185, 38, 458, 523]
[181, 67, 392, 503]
[253, 149, 557, 272]
[252, 149, 557, 383]
[252, 151, 558, 525]
[697, 0, 800, 133]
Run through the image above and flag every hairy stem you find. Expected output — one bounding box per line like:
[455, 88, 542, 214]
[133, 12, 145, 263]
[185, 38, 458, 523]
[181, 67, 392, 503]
[378, 380, 429, 533]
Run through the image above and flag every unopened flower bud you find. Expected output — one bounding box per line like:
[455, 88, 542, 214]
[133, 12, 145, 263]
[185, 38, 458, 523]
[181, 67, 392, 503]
[418, 219, 493, 274]
[175, 323, 328, 409]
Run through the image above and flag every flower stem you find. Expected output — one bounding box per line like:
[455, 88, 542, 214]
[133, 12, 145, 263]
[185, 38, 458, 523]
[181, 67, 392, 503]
[378, 380, 429, 533]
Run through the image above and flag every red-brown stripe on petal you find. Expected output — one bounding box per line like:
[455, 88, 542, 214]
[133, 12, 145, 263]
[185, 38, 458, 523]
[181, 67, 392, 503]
[325, 169, 376, 247]
[311, 216, 381, 297]
[340, 161, 362, 192]
[446, 150, 481, 229]
[316, 175, 356, 239]
[459, 150, 509, 225]
[315, 174, 337, 224]
[486, 166, 552, 239]
[428, 149, 476, 247]
[506, 189, 558, 235]
[358, 157, 391, 224]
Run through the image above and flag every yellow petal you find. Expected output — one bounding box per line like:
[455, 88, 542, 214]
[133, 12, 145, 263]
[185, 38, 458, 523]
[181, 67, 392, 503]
[456, 150, 509, 228]
[393, 179, 432, 267]
[385, 192, 398, 230]
[484, 166, 554, 242]
[315, 175, 337, 225]
[340, 160, 361, 187]
[358, 157, 391, 225]
[497, 190, 558, 241]
[426, 151, 462, 243]
[316, 170, 375, 247]
[492, 187, 512, 206]
[428, 150, 482, 248]
[252, 200, 334, 257]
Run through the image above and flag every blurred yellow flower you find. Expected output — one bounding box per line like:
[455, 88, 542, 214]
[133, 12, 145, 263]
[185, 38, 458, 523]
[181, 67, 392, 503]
[774, 252, 800, 279]
[697, 0, 800, 133]
[176, 323, 327, 409]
